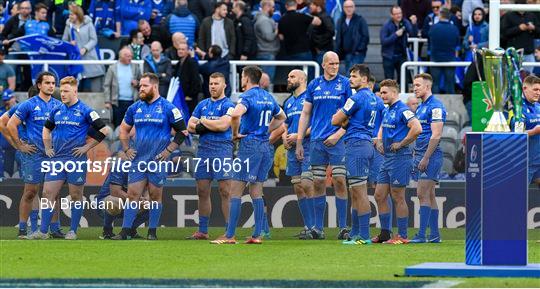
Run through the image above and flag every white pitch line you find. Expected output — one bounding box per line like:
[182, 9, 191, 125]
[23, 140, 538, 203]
[423, 280, 462, 288]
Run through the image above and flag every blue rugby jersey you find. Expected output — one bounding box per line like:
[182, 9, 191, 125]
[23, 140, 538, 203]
[14, 96, 62, 153]
[381, 100, 416, 154]
[414, 95, 447, 152]
[238, 87, 281, 141]
[47, 100, 102, 158]
[305, 75, 352, 140]
[372, 96, 385, 138]
[523, 99, 540, 166]
[341, 87, 379, 142]
[192, 97, 235, 148]
[123, 97, 184, 162]
[283, 91, 308, 135]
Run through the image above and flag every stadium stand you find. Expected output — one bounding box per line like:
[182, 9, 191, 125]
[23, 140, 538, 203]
[0, 0, 536, 181]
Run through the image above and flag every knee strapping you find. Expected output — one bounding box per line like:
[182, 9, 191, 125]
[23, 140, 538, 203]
[332, 165, 347, 177]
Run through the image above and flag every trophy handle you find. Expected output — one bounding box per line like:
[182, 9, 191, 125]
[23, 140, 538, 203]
[472, 48, 494, 108]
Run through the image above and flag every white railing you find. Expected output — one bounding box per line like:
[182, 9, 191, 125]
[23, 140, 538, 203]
[489, 1, 540, 49]
[407, 37, 428, 75]
[399, 61, 540, 94]
[2, 59, 320, 99]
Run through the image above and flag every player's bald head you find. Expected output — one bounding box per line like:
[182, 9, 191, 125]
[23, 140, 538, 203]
[289, 69, 306, 82]
[322, 51, 339, 65]
[287, 69, 307, 92]
[322, 51, 340, 78]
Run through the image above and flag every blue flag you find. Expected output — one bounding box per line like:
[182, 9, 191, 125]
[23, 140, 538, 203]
[168, 77, 191, 146]
[14, 34, 83, 82]
[327, 0, 343, 25]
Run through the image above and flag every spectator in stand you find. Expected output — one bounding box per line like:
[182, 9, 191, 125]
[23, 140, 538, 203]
[165, 32, 187, 61]
[0, 2, 18, 34]
[0, 4, 8, 34]
[1, 0, 30, 47]
[199, 45, 231, 98]
[400, 0, 431, 30]
[143, 41, 172, 98]
[9, 2, 18, 20]
[534, 46, 540, 76]
[502, 0, 540, 73]
[55, 0, 82, 36]
[461, 0, 483, 27]
[173, 41, 201, 113]
[163, 0, 198, 48]
[117, 0, 151, 35]
[232, 1, 257, 60]
[15, 3, 55, 40]
[450, 6, 466, 36]
[188, 0, 212, 24]
[138, 19, 171, 49]
[88, 0, 122, 39]
[335, 0, 369, 74]
[198, 2, 236, 59]
[380, 5, 417, 80]
[278, 0, 319, 62]
[221, 0, 235, 20]
[1, 1, 31, 90]
[150, 0, 173, 25]
[429, 7, 460, 94]
[127, 29, 150, 60]
[63, 4, 106, 92]
[462, 7, 488, 55]
[251, 0, 283, 23]
[421, 0, 460, 39]
[0, 50, 15, 92]
[103, 46, 141, 128]
[89, 0, 121, 38]
[254, 0, 279, 81]
[309, 0, 334, 65]
[296, 0, 310, 14]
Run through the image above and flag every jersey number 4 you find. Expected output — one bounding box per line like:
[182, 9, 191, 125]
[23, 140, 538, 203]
[259, 110, 272, 127]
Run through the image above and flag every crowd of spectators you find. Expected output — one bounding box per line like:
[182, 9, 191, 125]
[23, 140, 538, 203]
[0, 0, 537, 127]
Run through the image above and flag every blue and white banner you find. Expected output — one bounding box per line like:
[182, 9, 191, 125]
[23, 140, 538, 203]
[13, 34, 83, 82]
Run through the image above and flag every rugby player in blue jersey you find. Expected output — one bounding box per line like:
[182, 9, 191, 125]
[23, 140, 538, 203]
[95, 152, 150, 239]
[211, 66, 286, 244]
[33, 76, 109, 240]
[187, 72, 235, 240]
[373, 79, 421, 244]
[332, 64, 378, 244]
[409, 73, 446, 243]
[521, 76, 540, 186]
[282, 69, 314, 239]
[6, 72, 65, 239]
[296, 51, 352, 240]
[113, 73, 188, 240]
[0, 91, 41, 236]
[367, 75, 395, 239]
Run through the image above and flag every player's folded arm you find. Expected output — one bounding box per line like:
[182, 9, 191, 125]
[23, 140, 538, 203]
[187, 116, 199, 134]
[171, 120, 188, 145]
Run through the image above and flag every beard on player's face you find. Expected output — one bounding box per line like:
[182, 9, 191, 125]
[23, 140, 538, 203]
[140, 89, 155, 102]
[287, 81, 299, 93]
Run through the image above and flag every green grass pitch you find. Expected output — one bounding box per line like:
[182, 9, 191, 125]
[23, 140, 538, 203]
[1, 227, 539, 288]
